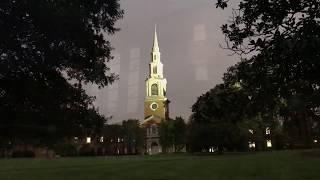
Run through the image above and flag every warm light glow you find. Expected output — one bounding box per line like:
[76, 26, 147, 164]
[209, 147, 215, 153]
[86, 137, 91, 144]
[248, 129, 254, 134]
[100, 136, 104, 143]
[314, 139, 318, 143]
[249, 141, 255, 148]
[267, 140, 272, 148]
[266, 127, 271, 135]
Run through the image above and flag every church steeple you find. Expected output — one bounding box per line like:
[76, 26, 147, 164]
[146, 25, 166, 98]
[143, 26, 170, 155]
[152, 25, 160, 52]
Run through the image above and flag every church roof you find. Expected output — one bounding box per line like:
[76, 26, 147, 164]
[152, 25, 160, 52]
[141, 115, 163, 127]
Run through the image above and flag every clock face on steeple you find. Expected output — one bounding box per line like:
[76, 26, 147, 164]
[150, 102, 158, 111]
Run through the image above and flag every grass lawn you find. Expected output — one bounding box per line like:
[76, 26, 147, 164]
[0, 150, 320, 180]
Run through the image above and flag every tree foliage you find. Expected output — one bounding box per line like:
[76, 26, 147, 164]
[216, 0, 320, 147]
[122, 119, 144, 154]
[159, 117, 187, 153]
[189, 84, 251, 152]
[0, 0, 123, 145]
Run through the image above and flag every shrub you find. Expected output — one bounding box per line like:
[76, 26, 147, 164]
[53, 143, 78, 157]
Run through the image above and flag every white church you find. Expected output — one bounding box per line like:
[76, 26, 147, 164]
[141, 26, 170, 154]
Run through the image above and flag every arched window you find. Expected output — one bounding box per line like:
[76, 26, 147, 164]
[153, 66, 157, 74]
[151, 84, 158, 95]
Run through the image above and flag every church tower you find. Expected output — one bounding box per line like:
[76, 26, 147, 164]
[142, 26, 170, 154]
[144, 26, 169, 121]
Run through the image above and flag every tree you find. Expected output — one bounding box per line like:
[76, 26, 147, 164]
[159, 117, 187, 153]
[188, 82, 287, 152]
[159, 119, 175, 153]
[173, 117, 187, 152]
[122, 119, 144, 154]
[189, 84, 252, 153]
[0, 0, 123, 146]
[216, 0, 320, 147]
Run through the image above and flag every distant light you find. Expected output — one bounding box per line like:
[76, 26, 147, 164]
[266, 127, 271, 135]
[86, 137, 91, 144]
[100, 136, 104, 143]
[249, 129, 254, 134]
[209, 147, 215, 153]
[314, 139, 318, 143]
[249, 141, 255, 148]
[267, 140, 272, 148]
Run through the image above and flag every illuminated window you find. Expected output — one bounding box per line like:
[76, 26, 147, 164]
[86, 137, 91, 144]
[209, 147, 215, 153]
[151, 84, 158, 95]
[100, 136, 104, 143]
[314, 139, 318, 143]
[249, 141, 255, 148]
[248, 129, 254, 134]
[267, 140, 272, 148]
[266, 127, 271, 135]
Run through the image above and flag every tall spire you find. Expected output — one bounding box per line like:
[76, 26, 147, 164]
[152, 25, 160, 52]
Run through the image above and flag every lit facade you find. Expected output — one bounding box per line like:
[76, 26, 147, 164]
[142, 26, 170, 154]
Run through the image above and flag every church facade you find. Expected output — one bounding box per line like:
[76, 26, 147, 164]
[141, 27, 170, 154]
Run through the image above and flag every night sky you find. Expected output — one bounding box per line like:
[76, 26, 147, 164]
[85, 0, 239, 123]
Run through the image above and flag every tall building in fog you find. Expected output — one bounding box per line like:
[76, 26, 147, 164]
[142, 27, 170, 154]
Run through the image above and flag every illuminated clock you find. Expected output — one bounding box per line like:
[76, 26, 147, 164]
[150, 102, 158, 111]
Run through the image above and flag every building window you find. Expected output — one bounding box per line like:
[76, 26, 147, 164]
[151, 84, 158, 95]
[151, 125, 157, 135]
[86, 137, 91, 144]
[153, 66, 157, 74]
[249, 141, 255, 148]
[266, 127, 271, 135]
[267, 140, 272, 148]
[100, 136, 104, 143]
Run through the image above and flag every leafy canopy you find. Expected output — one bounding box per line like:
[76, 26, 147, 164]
[0, 0, 123, 144]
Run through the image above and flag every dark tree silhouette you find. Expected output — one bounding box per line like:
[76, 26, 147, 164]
[216, 0, 320, 147]
[0, 0, 123, 146]
[159, 117, 187, 153]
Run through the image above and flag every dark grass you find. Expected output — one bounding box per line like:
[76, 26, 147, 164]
[0, 150, 320, 180]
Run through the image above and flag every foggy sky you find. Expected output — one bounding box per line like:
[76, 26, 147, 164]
[86, 0, 239, 123]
